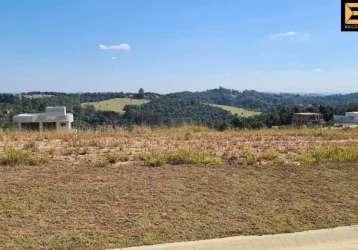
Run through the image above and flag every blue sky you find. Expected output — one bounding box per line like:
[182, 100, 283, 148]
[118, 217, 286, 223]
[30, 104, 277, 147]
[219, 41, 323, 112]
[0, 0, 357, 93]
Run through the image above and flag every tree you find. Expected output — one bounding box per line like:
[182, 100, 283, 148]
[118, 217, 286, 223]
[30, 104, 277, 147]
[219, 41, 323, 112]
[136, 88, 145, 99]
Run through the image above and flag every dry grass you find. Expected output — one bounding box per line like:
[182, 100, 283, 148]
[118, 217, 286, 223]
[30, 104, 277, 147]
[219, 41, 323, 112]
[0, 147, 48, 166]
[0, 126, 357, 167]
[82, 98, 149, 113]
[209, 104, 260, 117]
[140, 149, 222, 167]
[0, 127, 358, 249]
[1, 162, 357, 249]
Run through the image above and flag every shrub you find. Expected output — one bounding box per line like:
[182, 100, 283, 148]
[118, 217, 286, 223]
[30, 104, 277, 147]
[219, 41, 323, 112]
[295, 153, 315, 165]
[166, 149, 222, 165]
[296, 146, 358, 165]
[106, 154, 119, 164]
[241, 149, 257, 165]
[140, 152, 166, 167]
[93, 159, 110, 168]
[246, 154, 257, 165]
[1, 147, 48, 166]
[258, 150, 280, 161]
[140, 149, 222, 167]
[93, 153, 125, 168]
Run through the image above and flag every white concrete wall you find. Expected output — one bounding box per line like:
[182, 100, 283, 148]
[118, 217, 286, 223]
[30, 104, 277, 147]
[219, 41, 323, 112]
[346, 112, 358, 122]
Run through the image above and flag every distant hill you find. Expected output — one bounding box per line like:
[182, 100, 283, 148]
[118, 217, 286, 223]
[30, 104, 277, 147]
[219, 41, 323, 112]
[82, 98, 149, 113]
[21, 91, 160, 103]
[18, 89, 358, 112]
[167, 88, 358, 111]
[1, 88, 358, 129]
[123, 96, 235, 128]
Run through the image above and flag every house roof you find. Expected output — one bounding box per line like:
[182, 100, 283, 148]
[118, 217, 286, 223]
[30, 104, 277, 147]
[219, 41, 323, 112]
[13, 106, 73, 123]
[294, 113, 321, 116]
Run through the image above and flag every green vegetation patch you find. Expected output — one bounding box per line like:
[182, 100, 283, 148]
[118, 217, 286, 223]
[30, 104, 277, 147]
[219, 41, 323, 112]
[140, 149, 222, 167]
[82, 98, 149, 113]
[296, 146, 358, 165]
[209, 104, 260, 117]
[0, 147, 48, 166]
[93, 158, 111, 168]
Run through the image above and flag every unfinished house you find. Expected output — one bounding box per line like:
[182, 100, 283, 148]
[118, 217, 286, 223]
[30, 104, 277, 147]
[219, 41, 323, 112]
[13, 106, 74, 131]
[292, 113, 324, 127]
[334, 112, 358, 127]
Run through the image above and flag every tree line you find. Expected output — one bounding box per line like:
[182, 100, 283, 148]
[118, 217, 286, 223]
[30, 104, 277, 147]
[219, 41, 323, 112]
[0, 88, 357, 130]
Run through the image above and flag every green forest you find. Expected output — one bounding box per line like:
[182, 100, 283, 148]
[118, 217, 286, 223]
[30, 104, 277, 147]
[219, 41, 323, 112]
[1, 88, 358, 130]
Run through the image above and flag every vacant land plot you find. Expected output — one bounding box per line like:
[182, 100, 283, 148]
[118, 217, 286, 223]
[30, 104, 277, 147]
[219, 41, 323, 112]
[0, 127, 358, 249]
[209, 104, 260, 117]
[82, 98, 149, 113]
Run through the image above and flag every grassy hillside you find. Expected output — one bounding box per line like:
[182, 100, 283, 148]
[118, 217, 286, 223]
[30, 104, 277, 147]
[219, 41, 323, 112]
[82, 98, 149, 113]
[209, 104, 260, 117]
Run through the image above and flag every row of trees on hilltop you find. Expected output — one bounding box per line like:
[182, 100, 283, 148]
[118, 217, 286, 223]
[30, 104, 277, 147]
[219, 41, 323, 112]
[169, 87, 358, 112]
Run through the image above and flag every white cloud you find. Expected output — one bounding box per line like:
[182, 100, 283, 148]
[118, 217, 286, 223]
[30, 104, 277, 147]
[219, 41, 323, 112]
[269, 31, 309, 40]
[98, 43, 131, 51]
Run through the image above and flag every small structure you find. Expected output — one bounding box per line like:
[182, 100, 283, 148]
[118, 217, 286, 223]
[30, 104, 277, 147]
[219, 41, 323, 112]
[292, 113, 324, 127]
[334, 112, 358, 127]
[13, 106, 73, 131]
